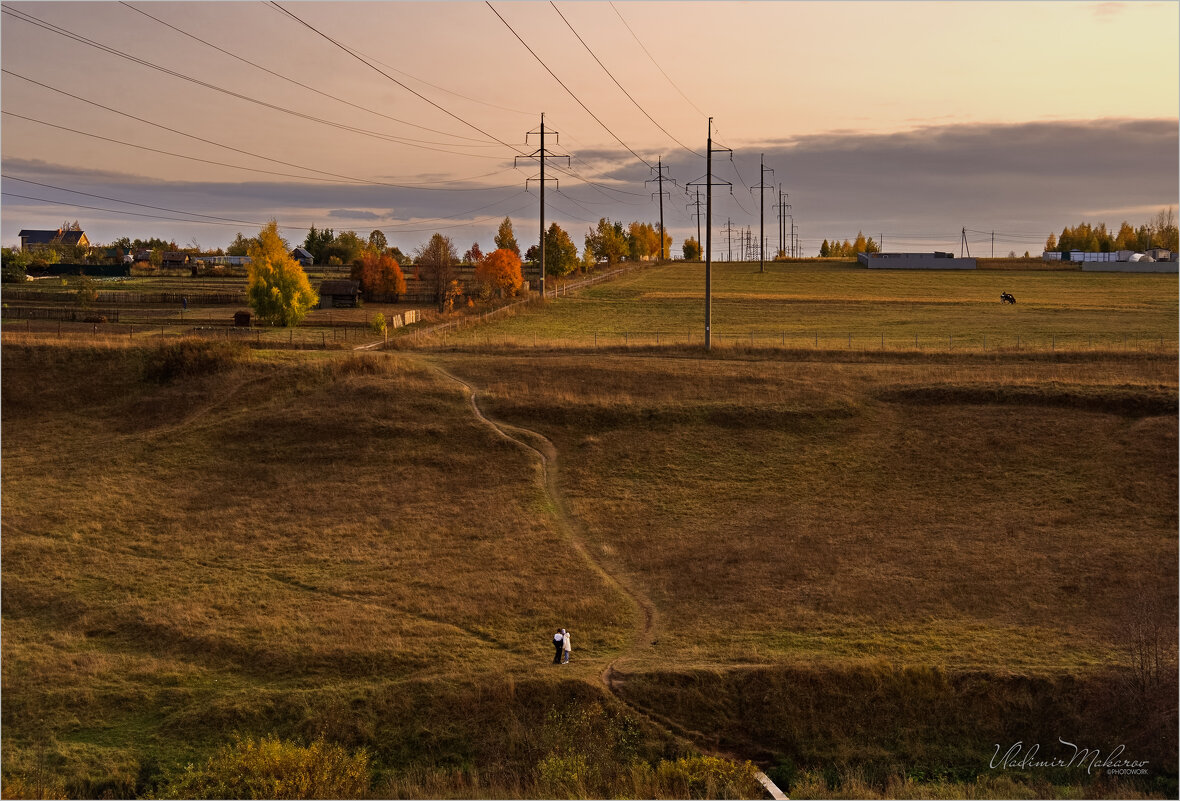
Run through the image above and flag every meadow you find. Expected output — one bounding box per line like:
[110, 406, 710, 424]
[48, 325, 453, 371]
[444, 261, 1178, 350]
[1, 260, 1176, 798]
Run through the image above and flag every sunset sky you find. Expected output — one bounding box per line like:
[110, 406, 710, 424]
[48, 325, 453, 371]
[2, 1, 1177, 257]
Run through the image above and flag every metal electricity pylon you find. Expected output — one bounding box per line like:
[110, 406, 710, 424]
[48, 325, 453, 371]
[514, 113, 569, 299]
[645, 157, 676, 260]
[687, 188, 704, 259]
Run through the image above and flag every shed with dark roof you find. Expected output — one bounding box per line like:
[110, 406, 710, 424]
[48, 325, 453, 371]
[318, 279, 360, 309]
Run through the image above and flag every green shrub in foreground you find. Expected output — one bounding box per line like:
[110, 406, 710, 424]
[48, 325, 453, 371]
[158, 735, 369, 799]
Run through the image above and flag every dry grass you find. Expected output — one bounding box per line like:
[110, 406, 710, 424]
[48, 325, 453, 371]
[440, 350, 1178, 673]
[2, 335, 1175, 797]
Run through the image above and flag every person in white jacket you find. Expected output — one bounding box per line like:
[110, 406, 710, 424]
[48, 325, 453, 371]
[561, 629, 571, 664]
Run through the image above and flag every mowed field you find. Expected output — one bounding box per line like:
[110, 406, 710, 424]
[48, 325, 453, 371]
[445, 261, 1178, 349]
[2, 260, 1177, 797]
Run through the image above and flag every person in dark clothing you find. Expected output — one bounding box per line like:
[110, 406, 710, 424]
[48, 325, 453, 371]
[552, 629, 565, 664]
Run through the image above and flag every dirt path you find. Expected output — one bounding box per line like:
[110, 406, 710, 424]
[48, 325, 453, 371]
[421, 358, 657, 686]
[419, 356, 788, 799]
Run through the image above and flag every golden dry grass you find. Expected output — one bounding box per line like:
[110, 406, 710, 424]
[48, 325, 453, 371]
[439, 350, 1178, 673]
[2, 336, 1175, 797]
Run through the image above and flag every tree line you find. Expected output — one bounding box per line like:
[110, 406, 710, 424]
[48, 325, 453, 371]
[1046, 208, 1178, 253]
[819, 232, 880, 257]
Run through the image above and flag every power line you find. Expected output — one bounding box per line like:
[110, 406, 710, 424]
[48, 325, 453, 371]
[117, 1, 498, 147]
[1, 6, 507, 158]
[549, 1, 700, 158]
[485, 1, 654, 170]
[1, 174, 266, 226]
[2, 72, 514, 192]
[268, 2, 528, 156]
[1, 190, 282, 229]
[608, 1, 707, 120]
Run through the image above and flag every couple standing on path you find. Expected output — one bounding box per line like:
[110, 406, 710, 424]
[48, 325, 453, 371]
[552, 628, 571, 664]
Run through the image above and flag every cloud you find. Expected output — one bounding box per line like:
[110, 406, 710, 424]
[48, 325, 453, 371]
[3, 119, 1176, 255]
[327, 209, 385, 221]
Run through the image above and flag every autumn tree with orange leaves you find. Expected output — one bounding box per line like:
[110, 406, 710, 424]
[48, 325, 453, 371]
[351, 250, 406, 300]
[476, 248, 523, 297]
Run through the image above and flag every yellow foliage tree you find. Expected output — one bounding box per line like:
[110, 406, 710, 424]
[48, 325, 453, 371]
[246, 221, 318, 326]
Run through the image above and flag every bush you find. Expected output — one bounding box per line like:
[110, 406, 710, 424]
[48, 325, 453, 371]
[158, 735, 370, 799]
[143, 339, 245, 383]
[369, 313, 387, 336]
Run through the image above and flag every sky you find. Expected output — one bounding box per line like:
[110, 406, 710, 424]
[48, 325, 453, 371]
[1, 0, 1177, 258]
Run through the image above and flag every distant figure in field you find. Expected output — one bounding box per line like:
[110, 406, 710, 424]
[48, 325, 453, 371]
[562, 629, 571, 664]
[553, 628, 564, 665]
[1000, 292, 1016, 304]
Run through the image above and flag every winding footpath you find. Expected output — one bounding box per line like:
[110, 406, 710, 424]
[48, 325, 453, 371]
[419, 356, 788, 800]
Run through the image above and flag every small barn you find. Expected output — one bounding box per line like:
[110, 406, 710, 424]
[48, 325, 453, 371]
[319, 279, 360, 309]
[291, 247, 314, 267]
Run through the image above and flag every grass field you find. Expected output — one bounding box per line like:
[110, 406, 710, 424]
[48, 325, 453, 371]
[2, 260, 1177, 798]
[443, 261, 1178, 350]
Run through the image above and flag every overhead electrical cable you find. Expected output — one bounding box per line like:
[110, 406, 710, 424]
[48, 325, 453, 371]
[1, 174, 268, 225]
[608, 1, 707, 120]
[349, 48, 534, 118]
[0, 6, 506, 157]
[2, 73, 517, 192]
[485, 1, 654, 170]
[549, 1, 701, 158]
[1, 190, 279, 228]
[267, 2, 529, 157]
[118, 1, 499, 146]
[2, 109, 361, 184]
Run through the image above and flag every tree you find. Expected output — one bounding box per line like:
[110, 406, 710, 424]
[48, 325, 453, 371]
[1114, 222, 1138, 251]
[463, 242, 484, 265]
[627, 221, 661, 262]
[304, 226, 335, 264]
[494, 217, 520, 256]
[246, 221, 318, 326]
[1044, 233, 1057, 252]
[389, 246, 411, 266]
[585, 218, 628, 265]
[544, 223, 579, 277]
[682, 237, 700, 261]
[819, 239, 831, 257]
[415, 233, 459, 312]
[368, 229, 388, 252]
[324, 230, 365, 266]
[226, 232, 254, 257]
[1, 247, 31, 283]
[476, 248, 523, 296]
[350, 250, 406, 300]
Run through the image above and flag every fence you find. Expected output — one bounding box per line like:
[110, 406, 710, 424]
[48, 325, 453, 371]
[1, 289, 245, 305]
[424, 327, 1179, 353]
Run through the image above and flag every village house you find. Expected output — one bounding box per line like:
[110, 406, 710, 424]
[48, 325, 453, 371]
[19, 227, 89, 253]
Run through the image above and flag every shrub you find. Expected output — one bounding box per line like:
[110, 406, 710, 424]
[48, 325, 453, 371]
[143, 339, 245, 383]
[158, 735, 370, 799]
[369, 313, 387, 336]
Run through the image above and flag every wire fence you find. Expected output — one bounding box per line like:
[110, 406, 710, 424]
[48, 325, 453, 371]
[426, 328, 1179, 353]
